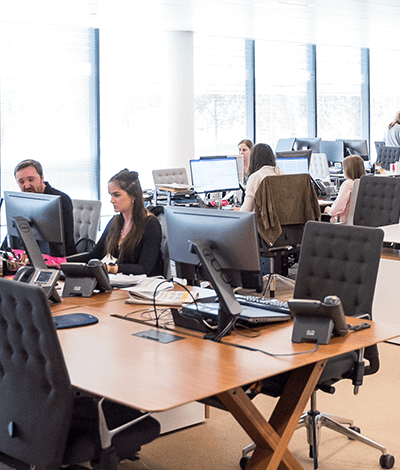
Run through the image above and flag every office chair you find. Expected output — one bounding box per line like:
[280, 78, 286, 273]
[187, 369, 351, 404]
[148, 205, 171, 279]
[351, 174, 400, 227]
[375, 141, 385, 161]
[254, 173, 321, 297]
[152, 167, 189, 186]
[0, 278, 160, 470]
[241, 221, 394, 470]
[309, 152, 331, 183]
[376, 146, 400, 171]
[72, 199, 102, 253]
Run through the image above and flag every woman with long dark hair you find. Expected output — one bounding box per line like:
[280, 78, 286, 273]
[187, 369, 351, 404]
[240, 143, 284, 212]
[70, 169, 163, 276]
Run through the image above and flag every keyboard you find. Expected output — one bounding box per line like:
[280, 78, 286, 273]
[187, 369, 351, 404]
[235, 294, 290, 315]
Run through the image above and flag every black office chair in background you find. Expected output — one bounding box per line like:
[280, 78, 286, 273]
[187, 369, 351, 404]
[0, 278, 160, 470]
[254, 173, 320, 297]
[351, 174, 400, 227]
[376, 146, 400, 171]
[241, 221, 394, 470]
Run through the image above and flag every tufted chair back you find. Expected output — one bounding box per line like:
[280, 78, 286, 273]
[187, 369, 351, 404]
[0, 278, 73, 469]
[152, 168, 189, 187]
[376, 146, 400, 170]
[72, 199, 102, 252]
[352, 175, 400, 227]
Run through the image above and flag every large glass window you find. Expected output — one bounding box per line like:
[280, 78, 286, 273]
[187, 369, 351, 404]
[255, 41, 310, 150]
[99, 29, 162, 212]
[370, 48, 400, 160]
[194, 36, 247, 158]
[316, 45, 362, 140]
[0, 24, 94, 198]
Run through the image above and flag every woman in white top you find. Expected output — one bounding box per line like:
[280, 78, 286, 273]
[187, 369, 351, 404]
[384, 111, 400, 147]
[324, 155, 365, 223]
[240, 143, 284, 212]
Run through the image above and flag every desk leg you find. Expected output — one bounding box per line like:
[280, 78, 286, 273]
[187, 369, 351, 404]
[217, 359, 326, 470]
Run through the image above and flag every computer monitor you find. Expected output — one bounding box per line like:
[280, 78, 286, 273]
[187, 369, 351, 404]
[338, 139, 369, 161]
[190, 157, 241, 193]
[276, 157, 309, 175]
[164, 206, 262, 337]
[4, 191, 66, 265]
[275, 150, 312, 168]
[320, 141, 344, 165]
[294, 137, 321, 153]
[199, 155, 227, 159]
[275, 138, 296, 152]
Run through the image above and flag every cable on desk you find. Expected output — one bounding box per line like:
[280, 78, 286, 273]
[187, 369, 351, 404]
[220, 340, 320, 358]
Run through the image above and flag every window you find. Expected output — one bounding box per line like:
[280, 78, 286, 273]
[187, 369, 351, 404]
[255, 41, 310, 150]
[316, 45, 362, 140]
[99, 29, 163, 211]
[194, 36, 247, 158]
[370, 48, 400, 160]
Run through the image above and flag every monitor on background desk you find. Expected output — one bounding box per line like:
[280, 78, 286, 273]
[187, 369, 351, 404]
[338, 139, 369, 161]
[320, 140, 344, 165]
[190, 157, 241, 193]
[276, 157, 309, 175]
[275, 150, 312, 168]
[294, 137, 321, 153]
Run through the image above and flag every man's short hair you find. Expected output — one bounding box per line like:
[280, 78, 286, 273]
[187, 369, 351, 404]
[14, 159, 44, 178]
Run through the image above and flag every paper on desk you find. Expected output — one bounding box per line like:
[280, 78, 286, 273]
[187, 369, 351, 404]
[109, 273, 147, 288]
[126, 289, 197, 306]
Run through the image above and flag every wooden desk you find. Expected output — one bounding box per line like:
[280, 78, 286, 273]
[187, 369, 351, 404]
[53, 293, 400, 470]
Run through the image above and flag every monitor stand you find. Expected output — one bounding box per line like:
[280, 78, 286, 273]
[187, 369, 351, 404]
[189, 239, 242, 340]
[11, 216, 61, 303]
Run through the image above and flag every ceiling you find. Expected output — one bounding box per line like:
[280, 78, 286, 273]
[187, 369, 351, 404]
[1, 0, 400, 50]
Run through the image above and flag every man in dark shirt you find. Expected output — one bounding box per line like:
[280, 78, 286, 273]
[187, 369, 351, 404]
[11, 159, 77, 256]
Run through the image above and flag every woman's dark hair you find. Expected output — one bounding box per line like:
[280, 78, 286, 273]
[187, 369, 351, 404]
[248, 143, 276, 175]
[238, 139, 253, 149]
[105, 169, 153, 261]
[389, 111, 400, 129]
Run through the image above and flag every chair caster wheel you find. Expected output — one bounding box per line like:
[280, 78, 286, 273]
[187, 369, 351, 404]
[380, 454, 395, 469]
[348, 425, 361, 440]
[240, 456, 250, 469]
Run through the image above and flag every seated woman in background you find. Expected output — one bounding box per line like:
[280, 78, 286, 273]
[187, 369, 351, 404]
[239, 143, 285, 212]
[238, 139, 253, 185]
[69, 169, 163, 276]
[324, 155, 365, 223]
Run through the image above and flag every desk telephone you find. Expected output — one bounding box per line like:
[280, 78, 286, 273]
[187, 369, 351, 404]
[14, 266, 61, 302]
[289, 295, 349, 344]
[60, 259, 112, 298]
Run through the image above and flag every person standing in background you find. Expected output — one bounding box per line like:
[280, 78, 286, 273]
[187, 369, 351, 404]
[384, 111, 400, 146]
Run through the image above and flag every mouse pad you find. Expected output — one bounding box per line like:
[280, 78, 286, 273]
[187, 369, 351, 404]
[54, 313, 99, 329]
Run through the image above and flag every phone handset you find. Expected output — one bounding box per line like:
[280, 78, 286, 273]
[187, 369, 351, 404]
[14, 266, 35, 283]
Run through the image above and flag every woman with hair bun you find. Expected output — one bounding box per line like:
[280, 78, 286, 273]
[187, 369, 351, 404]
[69, 169, 163, 276]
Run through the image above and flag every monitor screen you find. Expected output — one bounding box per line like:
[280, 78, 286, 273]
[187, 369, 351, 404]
[164, 206, 262, 290]
[4, 191, 66, 259]
[294, 137, 321, 153]
[320, 140, 344, 164]
[190, 157, 241, 193]
[339, 139, 369, 161]
[275, 150, 312, 168]
[276, 157, 309, 175]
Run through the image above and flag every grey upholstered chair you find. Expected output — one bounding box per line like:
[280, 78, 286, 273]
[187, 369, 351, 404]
[352, 175, 400, 227]
[72, 199, 102, 253]
[152, 167, 189, 186]
[0, 278, 160, 470]
[309, 152, 331, 182]
[376, 146, 400, 170]
[241, 221, 394, 470]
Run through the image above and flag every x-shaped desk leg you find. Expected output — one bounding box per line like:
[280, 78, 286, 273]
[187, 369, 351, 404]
[217, 359, 327, 470]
